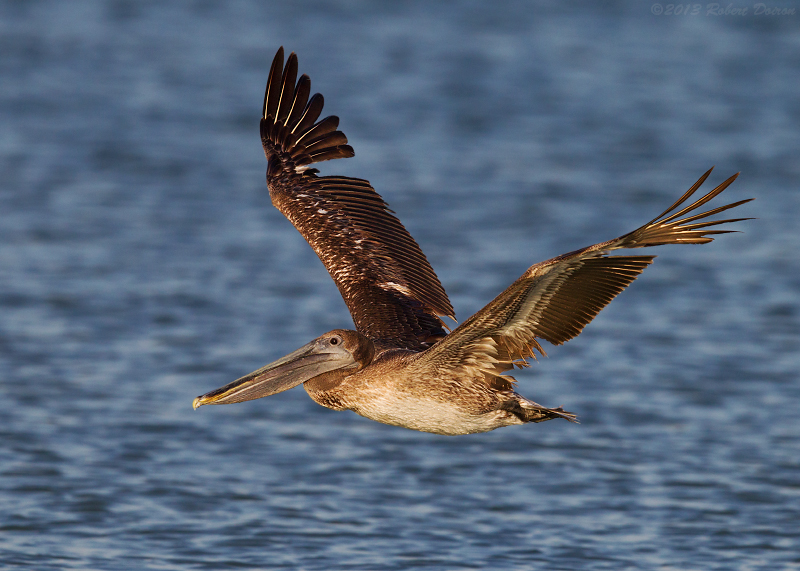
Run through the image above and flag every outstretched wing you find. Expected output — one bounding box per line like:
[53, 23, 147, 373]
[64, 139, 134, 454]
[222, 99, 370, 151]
[260, 48, 454, 349]
[412, 169, 752, 388]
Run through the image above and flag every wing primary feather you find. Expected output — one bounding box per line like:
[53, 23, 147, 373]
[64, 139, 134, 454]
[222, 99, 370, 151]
[263, 47, 284, 120]
[285, 75, 311, 130]
[657, 172, 740, 225]
[296, 116, 340, 145]
[275, 53, 298, 124]
[647, 166, 714, 223]
[293, 94, 325, 135]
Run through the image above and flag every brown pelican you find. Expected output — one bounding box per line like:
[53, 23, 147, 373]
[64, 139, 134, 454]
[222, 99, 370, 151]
[193, 47, 752, 435]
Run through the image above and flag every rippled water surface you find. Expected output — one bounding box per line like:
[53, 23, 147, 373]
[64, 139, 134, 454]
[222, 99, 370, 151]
[1, 1, 799, 569]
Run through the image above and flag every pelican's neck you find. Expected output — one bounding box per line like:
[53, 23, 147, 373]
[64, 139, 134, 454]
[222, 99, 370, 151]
[304, 367, 357, 410]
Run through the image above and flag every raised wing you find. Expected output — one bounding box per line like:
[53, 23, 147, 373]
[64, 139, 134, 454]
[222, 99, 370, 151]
[412, 169, 752, 388]
[260, 48, 454, 348]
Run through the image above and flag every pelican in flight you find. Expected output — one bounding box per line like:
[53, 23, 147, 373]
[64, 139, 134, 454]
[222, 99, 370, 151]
[193, 48, 752, 435]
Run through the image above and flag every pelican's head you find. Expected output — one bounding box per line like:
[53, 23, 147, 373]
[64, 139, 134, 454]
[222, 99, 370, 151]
[192, 329, 374, 409]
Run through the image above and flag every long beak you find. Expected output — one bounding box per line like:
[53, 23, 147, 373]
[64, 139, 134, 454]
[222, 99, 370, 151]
[193, 339, 354, 409]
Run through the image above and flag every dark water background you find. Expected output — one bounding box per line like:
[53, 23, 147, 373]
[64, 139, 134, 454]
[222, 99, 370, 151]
[1, 1, 799, 569]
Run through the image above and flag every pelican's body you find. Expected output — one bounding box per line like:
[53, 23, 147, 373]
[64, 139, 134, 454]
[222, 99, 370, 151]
[302, 341, 555, 435]
[193, 48, 752, 435]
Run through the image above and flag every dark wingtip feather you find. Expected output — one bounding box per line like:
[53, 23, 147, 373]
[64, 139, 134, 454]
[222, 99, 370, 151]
[261, 49, 356, 172]
[621, 170, 752, 248]
[659, 171, 740, 225]
[284, 74, 311, 133]
[263, 47, 285, 120]
[293, 94, 325, 137]
[276, 53, 298, 124]
[648, 166, 714, 224]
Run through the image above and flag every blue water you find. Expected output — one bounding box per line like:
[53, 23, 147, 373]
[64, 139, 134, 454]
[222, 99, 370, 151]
[1, 1, 798, 569]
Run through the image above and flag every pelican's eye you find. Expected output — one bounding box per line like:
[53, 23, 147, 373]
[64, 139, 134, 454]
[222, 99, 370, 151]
[329, 336, 341, 346]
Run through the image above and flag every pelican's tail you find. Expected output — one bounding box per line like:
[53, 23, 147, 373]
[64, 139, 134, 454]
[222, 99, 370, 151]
[502, 397, 579, 424]
[260, 47, 354, 174]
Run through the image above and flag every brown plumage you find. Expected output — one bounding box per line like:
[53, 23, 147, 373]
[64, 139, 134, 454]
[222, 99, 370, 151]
[261, 48, 452, 349]
[193, 47, 753, 435]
